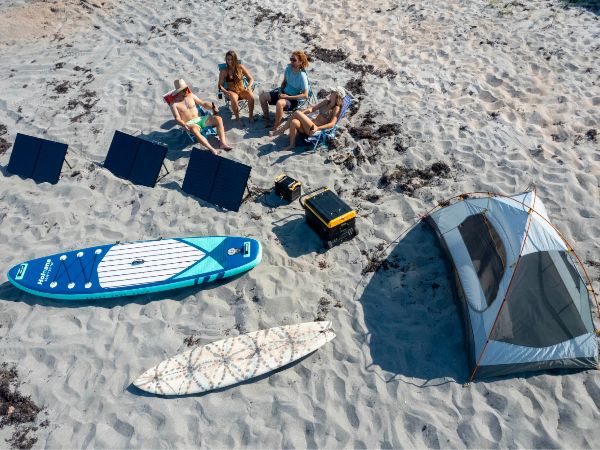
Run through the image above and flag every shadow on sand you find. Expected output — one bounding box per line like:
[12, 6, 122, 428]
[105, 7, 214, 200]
[126, 351, 316, 398]
[0, 270, 251, 309]
[359, 222, 468, 384]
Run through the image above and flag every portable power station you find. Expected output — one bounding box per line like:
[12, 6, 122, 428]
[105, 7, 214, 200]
[301, 187, 358, 249]
[274, 174, 302, 202]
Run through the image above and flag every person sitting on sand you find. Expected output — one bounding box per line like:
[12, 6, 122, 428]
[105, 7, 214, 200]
[169, 79, 232, 155]
[259, 51, 309, 130]
[269, 86, 346, 151]
[218, 50, 255, 126]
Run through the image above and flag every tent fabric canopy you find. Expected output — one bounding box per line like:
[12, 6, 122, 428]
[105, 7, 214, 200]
[427, 190, 598, 379]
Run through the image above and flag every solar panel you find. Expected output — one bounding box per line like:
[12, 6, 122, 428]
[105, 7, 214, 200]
[129, 140, 168, 187]
[7, 133, 68, 184]
[182, 148, 251, 212]
[103, 130, 167, 188]
[211, 157, 252, 212]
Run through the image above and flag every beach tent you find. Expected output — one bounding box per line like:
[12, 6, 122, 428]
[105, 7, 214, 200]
[426, 190, 598, 380]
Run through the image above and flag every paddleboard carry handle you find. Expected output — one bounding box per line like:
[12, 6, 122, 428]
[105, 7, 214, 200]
[131, 258, 145, 266]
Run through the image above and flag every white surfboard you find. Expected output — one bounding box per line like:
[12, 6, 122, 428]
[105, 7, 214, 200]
[133, 321, 335, 395]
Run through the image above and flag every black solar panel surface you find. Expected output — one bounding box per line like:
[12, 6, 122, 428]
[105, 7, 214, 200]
[182, 148, 251, 212]
[7, 133, 67, 184]
[103, 131, 167, 187]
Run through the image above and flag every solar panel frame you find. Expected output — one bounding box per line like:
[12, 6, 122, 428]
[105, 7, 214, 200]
[211, 157, 252, 212]
[31, 140, 68, 184]
[129, 140, 168, 187]
[181, 148, 251, 212]
[103, 130, 140, 179]
[7, 133, 68, 184]
[103, 131, 167, 188]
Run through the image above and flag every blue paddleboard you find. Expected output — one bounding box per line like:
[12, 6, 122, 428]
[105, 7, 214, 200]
[6, 236, 262, 300]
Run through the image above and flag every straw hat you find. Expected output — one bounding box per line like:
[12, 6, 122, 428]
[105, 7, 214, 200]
[331, 86, 346, 99]
[173, 79, 189, 94]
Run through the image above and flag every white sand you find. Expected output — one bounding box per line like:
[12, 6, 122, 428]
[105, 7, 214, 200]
[0, 0, 599, 447]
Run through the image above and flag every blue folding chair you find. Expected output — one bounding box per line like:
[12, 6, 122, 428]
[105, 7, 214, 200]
[217, 61, 260, 113]
[163, 90, 217, 143]
[306, 95, 354, 150]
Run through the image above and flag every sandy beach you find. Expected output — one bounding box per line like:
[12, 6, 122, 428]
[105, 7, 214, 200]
[0, 0, 599, 447]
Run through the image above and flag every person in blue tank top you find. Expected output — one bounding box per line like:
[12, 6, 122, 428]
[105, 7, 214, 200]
[259, 51, 309, 130]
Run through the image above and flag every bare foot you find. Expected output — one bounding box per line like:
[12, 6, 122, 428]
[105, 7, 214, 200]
[209, 148, 220, 155]
[220, 143, 233, 151]
[281, 145, 295, 152]
[235, 118, 244, 127]
[248, 116, 254, 124]
[269, 128, 283, 138]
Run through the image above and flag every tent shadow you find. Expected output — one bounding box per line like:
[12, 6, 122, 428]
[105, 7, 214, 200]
[126, 351, 316, 398]
[564, 1, 599, 15]
[271, 215, 323, 257]
[359, 222, 468, 382]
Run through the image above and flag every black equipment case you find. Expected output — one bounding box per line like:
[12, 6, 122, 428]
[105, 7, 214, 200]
[301, 187, 358, 249]
[274, 174, 302, 202]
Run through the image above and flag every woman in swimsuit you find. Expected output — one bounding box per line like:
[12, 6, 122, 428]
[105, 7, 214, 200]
[269, 87, 346, 151]
[218, 50, 255, 125]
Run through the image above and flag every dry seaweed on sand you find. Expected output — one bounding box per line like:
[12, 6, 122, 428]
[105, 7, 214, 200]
[0, 124, 11, 155]
[379, 162, 452, 195]
[0, 363, 44, 450]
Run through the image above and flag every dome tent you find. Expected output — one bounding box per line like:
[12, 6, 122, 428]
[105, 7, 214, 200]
[426, 190, 598, 380]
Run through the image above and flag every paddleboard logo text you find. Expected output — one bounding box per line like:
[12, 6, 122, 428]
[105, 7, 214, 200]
[16, 263, 28, 280]
[37, 259, 53, 286]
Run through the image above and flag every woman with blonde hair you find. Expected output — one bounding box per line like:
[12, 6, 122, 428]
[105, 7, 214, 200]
[218, 50, 255, 125]
[270, 86, 346, 151]
[259, 50, 310, 130]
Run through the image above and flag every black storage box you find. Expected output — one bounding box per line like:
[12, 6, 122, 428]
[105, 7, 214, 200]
[301, 187, 358, 249]
[274, 174, 302, 202]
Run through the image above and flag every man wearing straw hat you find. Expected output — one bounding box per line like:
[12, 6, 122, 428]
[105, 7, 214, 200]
[169, 79, 233, 154]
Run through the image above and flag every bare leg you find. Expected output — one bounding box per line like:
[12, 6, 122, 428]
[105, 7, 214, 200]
[259, 91, 270, 125]
[228, 91, 241, 122]
[273, 99, 287, 130]
[292, 110, 318, 134]
[281, 119, 301, 151]
[190, 125, 219, 155]
[269, 117, 292, 137]
[207, 116, 232, 151]
[239, 90, 254, 122]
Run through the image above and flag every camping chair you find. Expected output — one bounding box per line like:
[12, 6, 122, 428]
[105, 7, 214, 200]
[162, 90, 217, 143]
[217, 61, 261, 113]
[305, 94, 354, 150]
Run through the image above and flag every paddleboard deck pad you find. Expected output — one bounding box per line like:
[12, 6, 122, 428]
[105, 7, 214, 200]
[133, 321, 335, 395]
[7, 236, 261, 300]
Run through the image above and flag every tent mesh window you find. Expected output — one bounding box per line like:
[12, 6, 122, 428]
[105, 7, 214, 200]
[458, 213, 506, 307]
[491, 250, 593, 348]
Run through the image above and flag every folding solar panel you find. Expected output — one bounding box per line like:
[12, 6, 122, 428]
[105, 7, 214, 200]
[103, 130, 167, 188]
[7, 133, 68, 184]
[129, 140, 168, 187]
[210, 157, 252, 212]
[181, 149, 220, 201]
[182, 148, 251, 212]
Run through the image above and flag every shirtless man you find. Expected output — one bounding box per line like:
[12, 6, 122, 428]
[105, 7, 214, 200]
[169, 79, 232, 154]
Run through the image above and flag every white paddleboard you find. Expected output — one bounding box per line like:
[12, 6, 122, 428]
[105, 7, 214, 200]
[133, 321, 335, 395]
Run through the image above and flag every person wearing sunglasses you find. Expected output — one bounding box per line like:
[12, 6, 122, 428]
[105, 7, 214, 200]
[169, 79, 233, 155]
[259, 51, 309, 130]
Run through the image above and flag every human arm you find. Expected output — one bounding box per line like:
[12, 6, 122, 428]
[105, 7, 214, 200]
[218, 70, 229, 94]
[240, 65, 254, 91]
[193, 94, 218, 114]
[299, 98, 327, 115]
[279, 70, 309, 100]
[279, 88, 308, 100]
[170, 103, 190, 129]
